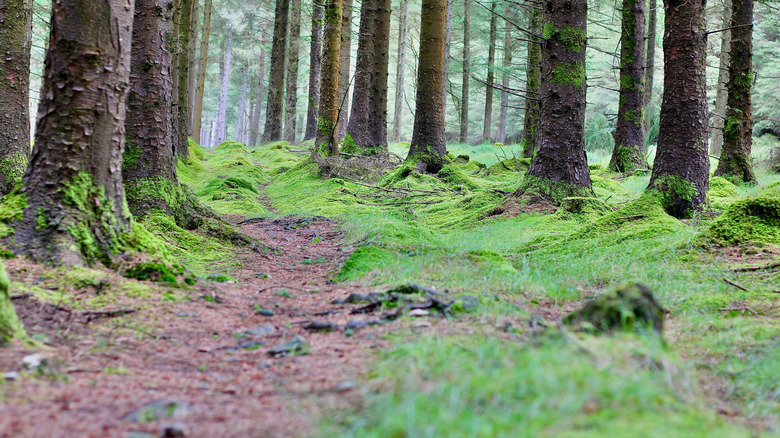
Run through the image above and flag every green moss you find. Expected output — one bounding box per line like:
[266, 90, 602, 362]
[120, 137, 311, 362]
[406, 145, 448, 174]
[543, 22, 558, 40]
[651, 175, 699, 218]
[708, 176, 739, 201]
[341, 133, 360, 154]
[486, 158, 529, 175]
[0, 191, 27, 238]
[0, 261, 25, 344]
[554, 197, 613, 222]
[550, 62, 586, 88]
[188, 138, 206, 161]
[543, 23, 586, 52]
[337, 246, 397, 282]
[0, 151, 28, 189]
[464, 250, 517, 274]
[565, 283, 664, 334]
[438, 164, 481, 190]
[724, 115, 740, 141]
[125, 176, 211, 227]
[64, 266, 111, 289]
[704, 195, 780, 246]
[123, 142, 142, 169]
[124, 262, 183, 286]
[609, 144, 644, 173]
[518, 174, 594, 205]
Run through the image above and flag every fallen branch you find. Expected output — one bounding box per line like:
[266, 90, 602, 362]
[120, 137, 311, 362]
[78, 309, 137, 322]
[717, 306, 758, 315]
[10, 293, 31, 301]
[731, 261, 780, 272]
[723, 278, 750, 292]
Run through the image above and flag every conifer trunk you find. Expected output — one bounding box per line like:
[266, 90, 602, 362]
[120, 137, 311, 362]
[176, 0, 195, 157]
[284, 0, 302, 143]
[250, 23, 269, 146]
[522, 7, 541, 158]
[370, 0, 391, 149]
[13, 0, 135, 266]
[648, 0, 709, 217]
[392, 0, 410, 142]
[442, 0, 453, 122]
[214, 32, 232, 145]
[609, 0, 646, 172]
[236, 67, 249, 142]
[714, 0, 756, 184]
[304, 0, 324, 141]
[263, 0, 290, 142]
[519, 0, 591, 203]
[336, 0, 353, 138]
[345, 0, 376, 148]
[459, 0, 470, 144]
[482, 1, 497, 144]
[710, 0, 731, 156]
[315, 0, 343, 155]
[407, 0, 448, 172]
[0, 0, 33, 196]
[498, 15, 511, 144]
[643, 0, 657, 128]
[192, 0, 213, 145]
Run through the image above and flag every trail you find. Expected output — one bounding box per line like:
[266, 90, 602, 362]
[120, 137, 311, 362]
[0, 217, 390, 438]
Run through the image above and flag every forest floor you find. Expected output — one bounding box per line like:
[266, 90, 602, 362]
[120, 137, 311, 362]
[2, 138, 780, 437]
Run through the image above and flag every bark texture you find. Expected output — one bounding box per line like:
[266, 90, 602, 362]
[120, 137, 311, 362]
[442, 0, 453, 122]
[643, 0, 657, 128]
[370, 0, 391, 149]
[192, 0, 213, 144]
[263, 0, 290, 142]
[214, 32, 232, 145]
[648, 0, 709, 218]
[284, 0, 302, 143]
[521, 7, 541, 158]
[0, 0, 32, 196]
[392, 0, 409, 142]
[497, 15, 511, 144]
[250, 22, 269, 146]
[714, 0, 756, 184]
[520, 0, 592, 202]
[304, 1, 324, 141]
[609, 0, 647, 172]
[407, 0, 448, 173]
[345, 0, 375, 148]
[315, 0, 343, 155]
[235, 67, 249, 142]
[336, 0, 353, 138]
[459, 0, 470, 144]
[14, 0, 135, 266]
[710, 0, 731, 156]
[176, 0, 195, 157]
[482, 1, 498, 144]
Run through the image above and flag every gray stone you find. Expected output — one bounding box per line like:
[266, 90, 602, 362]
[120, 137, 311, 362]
[3, 371, 20, 381]
[332, 380, 356, 392]
[160, 423, 187, 437]
[303, 321, 339, 333]
[22, 353, 49, 373]
[127, 433, 155, 438]
[256, 309, 275, 317]
[245, 325, 276, 336]
[457, 295, 481, 312]
[345, 319, 382, 331]
[124, 399, 194, 423]
[268, 335, 310, 356]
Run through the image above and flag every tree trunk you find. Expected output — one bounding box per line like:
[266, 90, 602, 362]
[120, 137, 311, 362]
[284, 0, 301, 143]
[235, 67, 249, 142]
[0, 0, 33, 196]
[710, 0, 731, 156]
[643, 0, 657, 129]
[192, 0, 213, 145]
[459, 0, 470, 144]
[369, 0, 391, 149]
[482, 1, 497, 144]
[336, 0, 353, 138]
[13, 0, 135, 266]
[263, 0, 290, 142]
[214, 32, 232, 145]
[407, 0, 448, 172]
[250, 22, 269, 146]
[714, 0, 756, 184]
[304, 0, 324, 141]
[442, 0, 453, 124]
[521, 7, 541, 158]
[497, 14, 511, 144]
[647, 0, 709, 218]
[315, 0, 343, 155]
[609, 0, 647, 172]
[176, 0, 195, 157]
[345, 0, 376, 149]
[188, 0, 199, 114]
[519, 0, 591, 203]
[392, 0, 409, 142]
[0, 262, 24, 344]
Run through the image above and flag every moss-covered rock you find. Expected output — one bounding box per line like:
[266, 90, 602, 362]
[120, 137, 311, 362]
[517, 174, 595, 205]
[438, 164, 481, 190]
[555, 197, 613, 222]
[337, 246, 397, 282]
[0, 261, 25, 344]
[565, 283, 665, 334]
[124, 262, 184, 286]
[704, 194, 780, 246]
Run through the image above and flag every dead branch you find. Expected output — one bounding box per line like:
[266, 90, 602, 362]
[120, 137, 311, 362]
[722, 278, 750, 292]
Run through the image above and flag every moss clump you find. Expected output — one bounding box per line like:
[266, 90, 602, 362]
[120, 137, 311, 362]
[550, 62, 585, 88]
[464, 250, 517, 274]
[215, 141, 250, 154]
[341, 134, 360, 154]
[188, 138, 206, 161]
[123, 142, 142, 169]
[518, 174, 594, 205]
[0, 151, 28, 189]
[0, 191, 27, 238]
[565, 283, 665, 334]
[704, 195, 780, 246]
[438, 164, 481, 190]
[64, 267, 111, 289]
[554, 197, 613, 222]
[708, 176, 739, 202]
[125, 176, 212, 228]
[651, 175, 699, 219]
[337, 246, 397, 282]
[206, 273, 236, 283]
[486, 158, 529, 175]
[406, 145, 448, 174]
[609, 145, 645, 173]
[124, 262, 184, 286]
[0, 261, 25, 344]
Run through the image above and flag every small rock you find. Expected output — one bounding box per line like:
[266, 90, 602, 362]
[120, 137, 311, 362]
[177, 312, 197, 318]
[227, 340, 267, 352]
[127, 433, 155, 438]
[160, 423, 187, 437]
[457, 295, 481, 312]
[332, 380, 356, 392]
[256, 309, 275, 317]
[124, 399, 194, 423]
[412, 321, 431, 328]
[245, 325, 276, 336]
[254, 273, 271, 279]
[345, 319, 381, 331]
[302, 321, 339, 333]
[408, 309, 429, 317]
[226, 280, 236, 285]
[4, 371, 20, 381]
[22, 353, 49, 373]
[268, 335, 310, 356]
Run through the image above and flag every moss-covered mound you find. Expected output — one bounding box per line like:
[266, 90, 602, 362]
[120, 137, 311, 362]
[565, 283, 665, 334]
[337, 246, 398, 282]
[0, 261, 25, 343]
[704, 194, 780, 246]
[554, 197, 613, 222]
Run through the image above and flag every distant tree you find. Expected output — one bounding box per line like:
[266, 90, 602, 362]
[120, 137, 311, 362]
[176, 0, 196, 157]
[192, 0, 213, 145]
[608, 0, 647, 172]
[370, 0, 391, 148]
[235, 66, 249, 142]
[710, 0, 731, 156]
[0, 0, 32, 196]
[459, 0, 471, 144]
[643, 0, 658, 129]
[263, 0, 290, 142]
[482, 1, 498, 144]
[315, 0, 343, 155]
[647, 0, 709, 217]
[250, 22, 269, 146]
[442, 0, 453, 122]
[336, 0, 353, 138]
[521, 7, 541, 158]
[497, 14, 512, 145]
[213, 31, 233, 145]
[304, 0, 324, 141]
[392, 0, 410, 142]
[714, 0, 757, 184]
[12, 0, 136, 265]
[406, 0, 448, 172]
[518, 0, 591, 202]
[284, 0, 302, 143]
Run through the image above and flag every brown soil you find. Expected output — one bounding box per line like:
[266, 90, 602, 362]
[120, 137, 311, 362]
[0, 218, 399, 438]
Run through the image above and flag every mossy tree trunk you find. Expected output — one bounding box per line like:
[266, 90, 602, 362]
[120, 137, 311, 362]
[459, 0, 470, 144]
[609, 0, 647, 173]
[442, 0, 453, 121]
[647, 0, 709, 218]
[642, 0, 657, 129]
[263, 0, 290, 143]
[336, 0, 353, 139]
[714, 0, 756, 185]
[13, 0, 135, 266]
[192, 0, 213, 145]
[0, 261, 24, 344]
[235, 66, 249, 142]
[406, 0, 448, 173]
[710, 0, 731, 156]
[482, 1, 497, 144]
[345, 0, 376, 149]
[392, 0, 410, 142]
[521, 7, 541, 158]
[497, 13, 512, 145]
[369, 0, 391, 150]
[176, 0, 195, 157]
[315, 0, 343, 156]
[519, 0, 592, 203]
[0, 0, 33, 196]
[284, 0, 302, 144]
[304, 1, 324, 141]
[214, 32, 233, 145]
[250, 22, 269, 146]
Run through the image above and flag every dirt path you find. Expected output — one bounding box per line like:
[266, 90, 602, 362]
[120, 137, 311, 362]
[0, 217, 393, 438]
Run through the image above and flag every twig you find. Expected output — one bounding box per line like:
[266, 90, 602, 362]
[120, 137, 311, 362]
[731, 261, 780, 272]
[722, 278, 750, 292]
[717, 306, 758, 315]
[10, 293, 31, 301]
[706, 23, 753, 35]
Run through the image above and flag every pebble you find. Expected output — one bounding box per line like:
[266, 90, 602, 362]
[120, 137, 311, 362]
[160, 423, 187, 437]
[268, 335, 310, 356]
[22, 353, 49, 373]
[332, 380, 357, 392]
[245, 325, 276, 336]
[124, 399, 194, 422]
[256, 309, 275, 317]
[408, 309, 430, 317]
[3, 371, 20, 381]
[303, 321, 339, 333]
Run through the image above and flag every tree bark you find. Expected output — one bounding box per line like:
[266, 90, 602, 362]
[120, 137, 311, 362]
[336, 0, 353, 138]
[315, 0, 343, 155]
[284, 0, 302, 143]
[214, 32, 232, 145]
[345, 0, 376, 148]
[714, 0, 756, 184]
[609, 0, 647, 172]
[392, 0, 410, 142]
[235, 66, 249, 142]
[0, 0, 33, 196]
[459, 0, 470, 144]
[643, 0, 657, 129]
[304, 0, 324, 141]
[647, 0, 709, 218]
[710, 0, 731, 156]
[442, 0, 453, 125]
[497, 14, 511, 144]
[250, 22, 269, 146]
[369, 0, 391, 149]
[407, 0, 448, 173]
[188, 0, 199, 114]
[521, 7, 541, 158]
[520, 0, 591, 203]
[482, 1, 497, 144]
[13, 0, 135, 266]
[176, 0, 195, 157]
[263, 0, 290, 142]
[192, 0, 213, 145]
